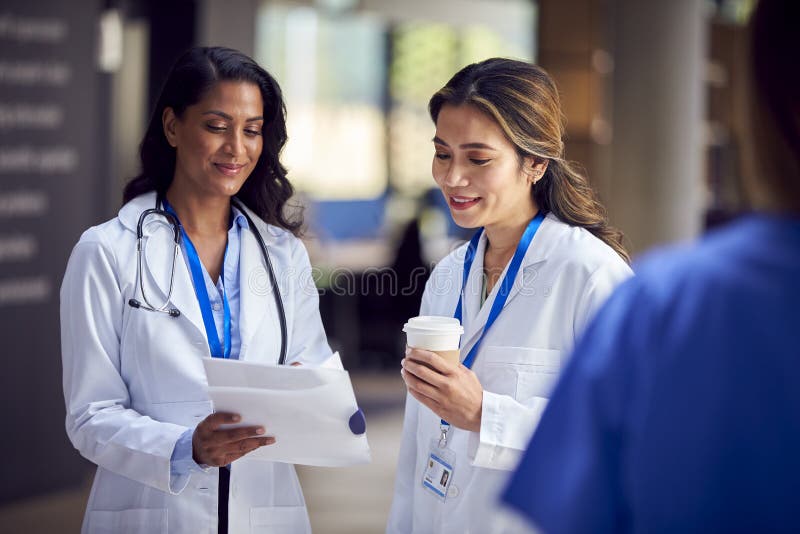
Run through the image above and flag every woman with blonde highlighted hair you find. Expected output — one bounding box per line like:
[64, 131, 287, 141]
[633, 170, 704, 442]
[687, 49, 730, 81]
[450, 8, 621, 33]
[387, 58, 632, 533]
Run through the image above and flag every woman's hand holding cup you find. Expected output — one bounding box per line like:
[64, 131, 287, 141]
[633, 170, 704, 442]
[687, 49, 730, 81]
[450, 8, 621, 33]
[401, 316, 483, 432]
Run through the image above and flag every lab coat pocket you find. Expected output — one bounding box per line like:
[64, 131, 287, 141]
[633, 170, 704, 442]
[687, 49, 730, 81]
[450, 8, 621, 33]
[481, 346, 561, 401]
[85, 508, 167, 534]
[250, 505, 310, 534]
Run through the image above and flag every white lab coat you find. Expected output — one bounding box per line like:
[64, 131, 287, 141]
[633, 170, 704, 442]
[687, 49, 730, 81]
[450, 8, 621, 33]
[386, 213, 633, 534]
[61, 192, 333, 534]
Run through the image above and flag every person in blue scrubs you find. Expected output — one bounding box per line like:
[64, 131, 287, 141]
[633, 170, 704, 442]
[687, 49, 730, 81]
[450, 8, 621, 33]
[501, 1, 800, 532]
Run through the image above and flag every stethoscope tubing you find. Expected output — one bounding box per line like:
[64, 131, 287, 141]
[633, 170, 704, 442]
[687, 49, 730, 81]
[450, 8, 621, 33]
[130, 207, 183, 317]
[231, 197, 288, 366]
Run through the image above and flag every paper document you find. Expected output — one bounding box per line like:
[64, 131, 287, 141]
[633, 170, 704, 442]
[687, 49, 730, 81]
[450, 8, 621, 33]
[203, 354, 371, 467]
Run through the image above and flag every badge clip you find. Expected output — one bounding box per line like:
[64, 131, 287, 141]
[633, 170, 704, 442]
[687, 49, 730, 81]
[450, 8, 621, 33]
[438, 423, 449, 448]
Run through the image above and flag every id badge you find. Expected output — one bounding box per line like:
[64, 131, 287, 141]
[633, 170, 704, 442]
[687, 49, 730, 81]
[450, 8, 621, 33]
[421, 439, 456, 502]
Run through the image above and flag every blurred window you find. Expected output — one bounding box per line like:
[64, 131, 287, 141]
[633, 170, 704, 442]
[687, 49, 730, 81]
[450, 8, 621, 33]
[255, 0, 536, 241]
[256, 5, 388, 201]
[707, 0, 756, 23]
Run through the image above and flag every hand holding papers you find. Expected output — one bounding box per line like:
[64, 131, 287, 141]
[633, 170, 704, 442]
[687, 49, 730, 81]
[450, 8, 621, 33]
[203, 354, 371, 467]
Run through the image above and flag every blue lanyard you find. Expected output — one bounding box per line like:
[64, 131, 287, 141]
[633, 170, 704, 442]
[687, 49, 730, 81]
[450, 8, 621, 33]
[163, 200, 232, 359]
[441, 211, 545, 432]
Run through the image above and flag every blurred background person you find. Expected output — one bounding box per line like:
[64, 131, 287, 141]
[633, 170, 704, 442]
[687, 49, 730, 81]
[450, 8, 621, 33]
[502, 0, 800, 532]
[388, 58, 631, 534]
[61, 46, 335, 534]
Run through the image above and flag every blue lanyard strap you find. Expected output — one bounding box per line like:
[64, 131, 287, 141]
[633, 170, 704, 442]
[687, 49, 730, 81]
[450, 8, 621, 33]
[454, 231, 483, 327]
[442, 211, 546, 430]
[163, 200, 232, 359]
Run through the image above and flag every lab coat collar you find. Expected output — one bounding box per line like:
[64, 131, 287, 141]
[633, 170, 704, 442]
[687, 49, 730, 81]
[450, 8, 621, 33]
[118, 191, 159, 233]
[117, 192, 275, 240]
[459, 213, 558, 354]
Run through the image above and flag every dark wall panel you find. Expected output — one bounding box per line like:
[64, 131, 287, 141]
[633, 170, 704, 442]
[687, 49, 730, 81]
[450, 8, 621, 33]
[0, 0, 104, 502]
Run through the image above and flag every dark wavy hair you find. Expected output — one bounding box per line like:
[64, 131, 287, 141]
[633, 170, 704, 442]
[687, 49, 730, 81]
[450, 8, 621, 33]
[123, 46, 301, 234]
[429, 58, 629, 263]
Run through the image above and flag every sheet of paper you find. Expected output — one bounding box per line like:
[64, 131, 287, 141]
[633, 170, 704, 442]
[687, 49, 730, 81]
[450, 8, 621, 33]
[204, 352, 345, 390]
[203, 356, 371, 467]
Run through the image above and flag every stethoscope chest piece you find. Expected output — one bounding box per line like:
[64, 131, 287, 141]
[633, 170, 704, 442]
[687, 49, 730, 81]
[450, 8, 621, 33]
[128, 297, 181, 317]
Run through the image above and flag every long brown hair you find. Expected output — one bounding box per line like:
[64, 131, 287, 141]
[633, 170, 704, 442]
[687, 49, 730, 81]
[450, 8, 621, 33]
[124, 47, 302, 235]
[429, 58, 629, 263]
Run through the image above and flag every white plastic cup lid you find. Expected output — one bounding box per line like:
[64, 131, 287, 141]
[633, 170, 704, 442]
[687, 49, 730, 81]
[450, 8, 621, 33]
[403, 316, 463, 351]
[402, 315, 464, 335]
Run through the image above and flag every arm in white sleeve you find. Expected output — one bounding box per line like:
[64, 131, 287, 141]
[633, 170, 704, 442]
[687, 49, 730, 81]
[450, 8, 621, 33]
[285, 237, 334, 366]
[61, 231, 190, 494]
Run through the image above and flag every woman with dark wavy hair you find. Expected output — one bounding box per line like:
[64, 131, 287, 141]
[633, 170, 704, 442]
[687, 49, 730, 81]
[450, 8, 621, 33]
[124, 46, 300, 233]
[388, 58, 632, 533]
[61, 47, 335, 533]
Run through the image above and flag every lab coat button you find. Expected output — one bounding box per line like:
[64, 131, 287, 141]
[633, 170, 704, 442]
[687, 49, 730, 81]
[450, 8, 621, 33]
[212, 302, 221, 311]
[447, 484, 460, 498]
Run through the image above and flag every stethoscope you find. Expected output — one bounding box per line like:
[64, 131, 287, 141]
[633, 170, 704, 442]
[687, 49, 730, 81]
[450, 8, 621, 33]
[127, 194, 288, 364]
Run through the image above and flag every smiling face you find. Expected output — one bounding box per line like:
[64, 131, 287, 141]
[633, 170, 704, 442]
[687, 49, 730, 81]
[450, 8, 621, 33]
[432, 104, 543, 232]
[163, 80, 264, 200]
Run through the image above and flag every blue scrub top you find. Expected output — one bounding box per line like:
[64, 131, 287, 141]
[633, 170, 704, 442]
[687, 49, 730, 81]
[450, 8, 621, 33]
[502, 214, 800, 533]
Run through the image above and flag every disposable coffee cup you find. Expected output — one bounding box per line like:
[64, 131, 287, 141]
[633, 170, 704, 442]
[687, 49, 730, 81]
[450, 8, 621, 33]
[402, 316, 464, 364]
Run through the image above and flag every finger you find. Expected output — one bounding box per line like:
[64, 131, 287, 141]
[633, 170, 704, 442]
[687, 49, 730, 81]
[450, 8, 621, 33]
[233, 435, 274, 454]
[403, 368, 444, 404]
[290, 362, 302, 367]
[201, 412, 241, 432]
[408, 384, 439, 405]
[400, 367, 418, 388]
[223, 437, 276, 464]
[407, 348, 455, 375]
[227, 436, 276, 454]
[402, 358, 446, 387]
[408, 387, 443, 415]
[401, 365, 431, 391]
[212, 425, 266, 446]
